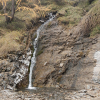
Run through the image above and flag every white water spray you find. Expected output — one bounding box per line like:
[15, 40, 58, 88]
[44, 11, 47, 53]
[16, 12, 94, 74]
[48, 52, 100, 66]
[28, 13, 55, 89]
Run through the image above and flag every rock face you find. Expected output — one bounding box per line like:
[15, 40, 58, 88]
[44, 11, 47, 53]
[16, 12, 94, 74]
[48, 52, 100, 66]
[0, 49, 32, 90]
[33, 10, 100, 90]
[32, 2, 100, 89]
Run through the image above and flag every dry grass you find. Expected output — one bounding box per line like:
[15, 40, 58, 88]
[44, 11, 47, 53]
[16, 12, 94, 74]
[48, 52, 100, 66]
[0, 31, 24, 56]
[15, 10, 36, 21]
[0, 10, 27, 57]
[0, 16, 5, 22]
[57, 6, 84, 26]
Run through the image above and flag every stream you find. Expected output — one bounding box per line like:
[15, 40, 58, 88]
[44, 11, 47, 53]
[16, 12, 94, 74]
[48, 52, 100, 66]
[28, 13, 55, 89]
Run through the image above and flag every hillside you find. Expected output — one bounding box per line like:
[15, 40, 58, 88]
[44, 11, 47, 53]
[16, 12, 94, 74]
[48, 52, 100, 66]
[0, 0, 100, 100]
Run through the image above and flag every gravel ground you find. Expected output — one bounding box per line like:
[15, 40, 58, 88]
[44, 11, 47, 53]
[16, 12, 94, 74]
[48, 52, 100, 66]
[1, 85, 100, 100]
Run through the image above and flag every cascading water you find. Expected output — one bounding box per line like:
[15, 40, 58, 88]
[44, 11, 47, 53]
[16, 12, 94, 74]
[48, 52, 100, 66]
[28, 13, 55, 89]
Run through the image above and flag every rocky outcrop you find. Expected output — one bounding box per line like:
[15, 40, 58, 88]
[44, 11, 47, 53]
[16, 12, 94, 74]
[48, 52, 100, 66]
[0, 49, 33, 90]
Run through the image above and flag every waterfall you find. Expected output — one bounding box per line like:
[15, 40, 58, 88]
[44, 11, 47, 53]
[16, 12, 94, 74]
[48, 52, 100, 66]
[28, 13, 55, 89]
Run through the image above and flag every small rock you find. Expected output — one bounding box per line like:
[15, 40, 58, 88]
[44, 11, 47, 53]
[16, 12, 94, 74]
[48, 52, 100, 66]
[23, 55, 25, 59]
[75, 95, 80, 99]
[44, 62, 48, 66]
[7, 85, 13, 90]
[21, 94, 25, 99]
[73, 92, 77, 95]
[6, 67, 11, 72]
[34, 98, 40, 100]
[79, 93, 86, 97]
[60, 63, 63, 67]
[86, 85, 91, 90]
[71, 97, 76, 99]
[56, 85, 60, 88]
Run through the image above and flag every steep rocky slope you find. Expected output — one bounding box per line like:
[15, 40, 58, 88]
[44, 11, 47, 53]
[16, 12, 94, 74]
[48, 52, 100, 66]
[32, 1, 100, 90]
